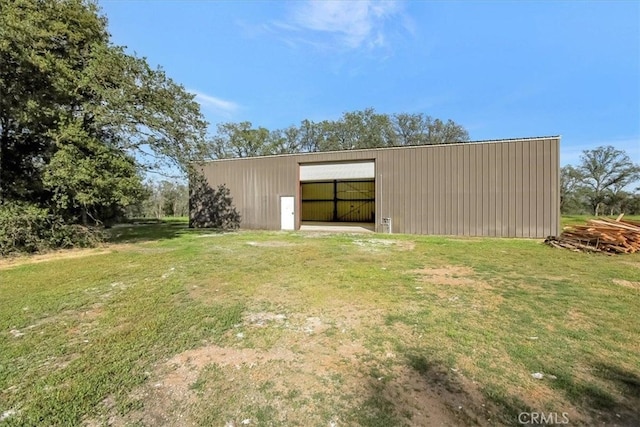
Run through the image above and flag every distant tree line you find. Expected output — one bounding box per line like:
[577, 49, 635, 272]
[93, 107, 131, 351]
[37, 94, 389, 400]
[210, 108, 470, 159]
[561, 146, 640, 216]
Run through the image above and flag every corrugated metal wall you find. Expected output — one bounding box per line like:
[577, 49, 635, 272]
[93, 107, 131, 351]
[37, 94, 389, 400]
[195, 137, 560, 237]
[195, 155, 298, 230]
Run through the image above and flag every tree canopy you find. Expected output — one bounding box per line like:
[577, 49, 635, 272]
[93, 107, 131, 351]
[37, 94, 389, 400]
[0, 0, 210, 223]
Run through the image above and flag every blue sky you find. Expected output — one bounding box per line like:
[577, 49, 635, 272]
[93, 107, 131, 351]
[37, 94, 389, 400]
[99, 0, 639, 166]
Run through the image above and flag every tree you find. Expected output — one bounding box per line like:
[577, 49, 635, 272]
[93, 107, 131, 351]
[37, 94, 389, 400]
[339, 108, 396, 149]
[0, 0, 210, 224]
[391, 113, 469, 146]
[315, 118, 356, 151]
[43, 119, 145, 225]
[0, 0, 109, 202]
[391, 113, 429, 146]
[159, 180, 188, 217]
[560, 165, 586, 214]
[298, 119, 322, 153]
[605, 189, 630, 216]
[620, 191, 640, 215]
[137, 180, 188, 219]
[81, 44, 210, 172]
[423, 117, 470, 144]
[189, 173, 240, 229]
[577, 146, 640, 216]
[211, 122, 270, 158]
[265, 126, 303, 155]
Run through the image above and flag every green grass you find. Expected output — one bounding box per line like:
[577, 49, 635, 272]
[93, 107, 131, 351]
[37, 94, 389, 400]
[1, 219, 639, 425]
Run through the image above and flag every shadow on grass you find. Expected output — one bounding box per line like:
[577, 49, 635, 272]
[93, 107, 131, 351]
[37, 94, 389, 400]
[351, 352, 519, 426]
[349, 382, 404, 427]
[107, 219, 231, 244]
[405, 353, 527, 426]
[399, 354, 640, 426]
[384, 354, 640, 426]
[550, 362, 640, 426]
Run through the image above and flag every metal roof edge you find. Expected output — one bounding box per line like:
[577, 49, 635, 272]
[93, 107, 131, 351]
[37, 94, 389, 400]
[196, 135, 562, 164]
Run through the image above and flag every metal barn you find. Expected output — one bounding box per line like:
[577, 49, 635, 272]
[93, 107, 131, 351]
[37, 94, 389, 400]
[193, 136, 560, 238]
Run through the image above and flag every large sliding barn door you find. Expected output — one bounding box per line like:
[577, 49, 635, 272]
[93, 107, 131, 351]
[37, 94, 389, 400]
[300, 162, 375, 223]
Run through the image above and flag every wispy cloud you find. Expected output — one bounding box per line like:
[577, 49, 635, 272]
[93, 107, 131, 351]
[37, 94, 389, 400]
[190, 90, 239, 118]
[271, 0, 406, 51]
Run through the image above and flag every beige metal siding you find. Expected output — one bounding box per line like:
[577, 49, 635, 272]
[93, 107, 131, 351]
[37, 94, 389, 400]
[195, 137, 560, 237]
[196, 156, 298, 230]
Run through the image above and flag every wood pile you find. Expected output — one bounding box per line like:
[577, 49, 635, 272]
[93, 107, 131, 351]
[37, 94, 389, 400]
[545, 215, 640, 254]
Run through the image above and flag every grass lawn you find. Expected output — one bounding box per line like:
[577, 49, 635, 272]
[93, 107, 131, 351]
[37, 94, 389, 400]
[1, 219, 639, 426]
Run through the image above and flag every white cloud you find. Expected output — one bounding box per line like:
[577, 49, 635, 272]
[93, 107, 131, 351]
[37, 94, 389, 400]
[287, 0, 404, 50]
[190, 90, 239, 117]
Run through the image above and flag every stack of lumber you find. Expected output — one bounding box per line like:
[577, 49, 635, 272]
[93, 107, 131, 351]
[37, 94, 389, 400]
[545, 216, 640, 254]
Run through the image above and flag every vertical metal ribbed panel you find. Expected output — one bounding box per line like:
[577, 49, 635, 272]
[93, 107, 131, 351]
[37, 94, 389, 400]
[195, 137, 560, 237]
[197, 155, 298, 230]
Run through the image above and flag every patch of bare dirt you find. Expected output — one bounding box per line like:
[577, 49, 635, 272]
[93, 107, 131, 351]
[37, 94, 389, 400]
[0, 248, 113, 270]
[613, 279, 640, 290]
[244, 312, 288, 327]
[128, 246, 177, 254]
[411, 266, 494, 291]
[328, 304, 387, 331]
[395, 240, 416, 251]
[245, 241, 296, 247]
[242, 308, 379, 338]
[102, 338, 367, 426]
[352, 238, 415, 252]
[301, 231, 335, 238]
[194, 233, 225, 238]
[163, 344, 298, 388]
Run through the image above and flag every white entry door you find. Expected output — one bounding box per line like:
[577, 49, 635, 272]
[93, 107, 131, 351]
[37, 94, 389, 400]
[280, 196, 295, 230]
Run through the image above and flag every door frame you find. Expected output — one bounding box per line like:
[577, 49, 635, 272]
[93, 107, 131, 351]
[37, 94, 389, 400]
[280, 195, 295, 230]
